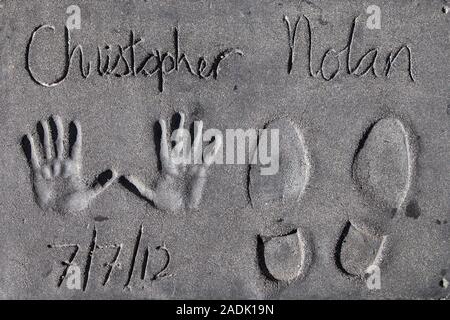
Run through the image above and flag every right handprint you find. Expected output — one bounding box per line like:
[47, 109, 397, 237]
[121, 112, 222, 213]
[336, 117, 415, 279]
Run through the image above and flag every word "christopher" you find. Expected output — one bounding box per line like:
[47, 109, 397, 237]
[26, 25, 243, 92]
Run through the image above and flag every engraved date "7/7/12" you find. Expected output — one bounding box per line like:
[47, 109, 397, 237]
[48, 225, 171, 291]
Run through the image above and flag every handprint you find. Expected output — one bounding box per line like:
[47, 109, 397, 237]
[22, 115, 117, 214]
[121, 112, 222, 213]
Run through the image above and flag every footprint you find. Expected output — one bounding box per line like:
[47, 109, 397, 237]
[249, 118, 310, 208]
[259, 228, 312, 282]
[337, 117, 413, 278]
[336, 221, 388, 278]
[352, 117, 412, 212]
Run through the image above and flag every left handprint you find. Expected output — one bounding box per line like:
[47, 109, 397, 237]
[21, 115, 117, 214]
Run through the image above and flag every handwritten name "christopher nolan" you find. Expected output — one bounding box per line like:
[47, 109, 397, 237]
[26, 25, 243, 92]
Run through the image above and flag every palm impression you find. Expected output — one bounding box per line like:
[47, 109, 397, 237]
[122, 112, 222, 213]
[22, 115, 117, 214]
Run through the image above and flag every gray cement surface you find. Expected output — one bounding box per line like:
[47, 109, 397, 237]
[0, 0, 449, 299]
